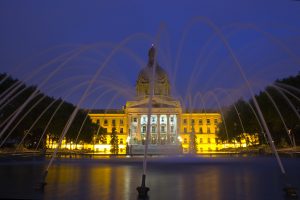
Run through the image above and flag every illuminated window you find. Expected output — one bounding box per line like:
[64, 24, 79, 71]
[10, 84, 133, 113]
[120, 119, 124, 125]
[112, 119, 116, 126]
[120, 138, 123, 144]
[199, 138, 203, 143]
[104, 119, 108, 126]
[199, 127, 203, 134]
[198, 119, 203, 125]
[184, 138, 187, 144]
[183, 119, 187, 124]
[206, 119, 210, 125]
[151, 126, 156, 133]
[170, 117, 174, 122]
[214, 119, 218, 125]
[142, 126, 146, 133]
[207, 127, 211, 134]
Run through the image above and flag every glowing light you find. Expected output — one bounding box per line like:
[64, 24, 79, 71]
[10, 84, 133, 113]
[126, 136, 130, 143]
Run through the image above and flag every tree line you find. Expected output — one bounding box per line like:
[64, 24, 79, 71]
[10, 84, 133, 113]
[0, 73, 98, 149]
[218, 72, 300, 147]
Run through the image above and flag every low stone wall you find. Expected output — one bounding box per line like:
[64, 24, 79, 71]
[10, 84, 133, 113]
[129, 144, 182, 155]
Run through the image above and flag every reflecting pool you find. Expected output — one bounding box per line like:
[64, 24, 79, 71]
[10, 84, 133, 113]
[0, 155, 299, 200]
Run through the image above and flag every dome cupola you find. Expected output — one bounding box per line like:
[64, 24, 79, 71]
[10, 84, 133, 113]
[136, 46, 170, 97]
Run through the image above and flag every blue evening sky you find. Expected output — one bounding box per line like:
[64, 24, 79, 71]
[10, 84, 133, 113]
[0, 0, 299, 109]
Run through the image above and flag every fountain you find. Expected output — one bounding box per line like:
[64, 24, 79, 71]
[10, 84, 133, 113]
[0, 19, 299, 199]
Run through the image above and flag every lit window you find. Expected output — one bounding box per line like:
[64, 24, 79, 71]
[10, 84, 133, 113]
[151, 126, 156, 133]
[120, 138, 123, 144]
[120, 119, 123, 125]
[214, 119, 218, 125]
[184, 138, 187, 144]
[104, 119, 108, 126]
[207, 128, 211, 134]
[170, 126, 174, 132]
[199, 119, 203, 125]
[199, 127, 203, 134]
[206, 119, 210, 125]
[183, 119, 187, 124]
[142, 126, 146, 133]
[199, 138, 203, 143]
[112, 119, 116, 126]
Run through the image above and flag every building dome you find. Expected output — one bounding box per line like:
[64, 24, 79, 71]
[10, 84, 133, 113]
[136, 46, 170, 97]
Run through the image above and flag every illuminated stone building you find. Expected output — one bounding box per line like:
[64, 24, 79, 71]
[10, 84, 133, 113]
[88, 46, 223, 154]
[45, 46, 259, 153]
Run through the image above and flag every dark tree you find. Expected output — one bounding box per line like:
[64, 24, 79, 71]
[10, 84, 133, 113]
[110, 127, 119, 154]
[0, 73, 97, 149]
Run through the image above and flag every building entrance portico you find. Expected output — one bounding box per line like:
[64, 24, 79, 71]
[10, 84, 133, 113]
[128, 112, 179, 145]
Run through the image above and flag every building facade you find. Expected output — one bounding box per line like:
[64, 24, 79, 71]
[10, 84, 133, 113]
[46, 46, 259, 154]
[88, 46, 222, 154]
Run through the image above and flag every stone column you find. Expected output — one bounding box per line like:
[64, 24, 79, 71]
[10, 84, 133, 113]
[176, 114, 180, 145]
[167, 114, 170, 144]
[157, 114, 160, 144]
[137, 114, 141, 143]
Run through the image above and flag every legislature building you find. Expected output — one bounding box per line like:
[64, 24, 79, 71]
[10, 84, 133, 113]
[47, 46, 258, 154]
[88, 46, 223, 154]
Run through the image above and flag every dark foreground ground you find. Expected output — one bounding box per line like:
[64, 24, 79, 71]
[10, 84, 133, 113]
[0, 155, 299, 200]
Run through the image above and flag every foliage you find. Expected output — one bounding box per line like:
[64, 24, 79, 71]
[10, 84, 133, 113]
[110, 127, 119, 154]
[0, 73, 98, 149]
[189, 131, 197, 154]
[218, 72, 300, 146]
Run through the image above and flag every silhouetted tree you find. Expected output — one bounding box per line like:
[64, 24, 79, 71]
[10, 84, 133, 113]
[0, 73, 97, 148]
[110, 127, 119, 154]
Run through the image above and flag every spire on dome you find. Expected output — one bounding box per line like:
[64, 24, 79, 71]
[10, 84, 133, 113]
[148, 44, 156, 66]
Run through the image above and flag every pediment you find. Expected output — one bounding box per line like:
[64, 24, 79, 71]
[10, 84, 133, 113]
[126, 97, 181, 109]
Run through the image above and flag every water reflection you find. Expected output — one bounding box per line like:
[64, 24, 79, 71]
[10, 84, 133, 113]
[44, 160, 141, 200]
[0, 157, 299, 200]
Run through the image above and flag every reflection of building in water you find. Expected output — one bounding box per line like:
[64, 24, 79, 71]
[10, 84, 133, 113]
[46, 46, 259, 154]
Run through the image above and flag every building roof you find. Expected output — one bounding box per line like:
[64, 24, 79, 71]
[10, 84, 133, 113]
[89, 109, 125, 114]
